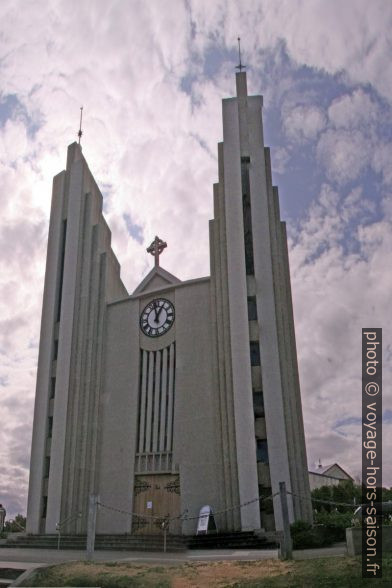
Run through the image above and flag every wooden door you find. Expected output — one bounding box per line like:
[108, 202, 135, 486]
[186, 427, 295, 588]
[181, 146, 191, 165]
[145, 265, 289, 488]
[132, 474, 181, 534]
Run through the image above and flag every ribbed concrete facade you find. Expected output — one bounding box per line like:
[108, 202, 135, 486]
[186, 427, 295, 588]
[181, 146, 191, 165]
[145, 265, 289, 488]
[27, 73, 312, 537]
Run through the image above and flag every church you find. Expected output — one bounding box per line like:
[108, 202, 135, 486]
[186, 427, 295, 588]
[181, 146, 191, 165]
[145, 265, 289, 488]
[26, 70, 312, 537]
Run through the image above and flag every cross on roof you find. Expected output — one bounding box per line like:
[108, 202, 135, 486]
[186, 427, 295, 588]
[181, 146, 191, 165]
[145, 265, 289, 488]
[147, 236, 167, 267]
[235, 37, 246, 72]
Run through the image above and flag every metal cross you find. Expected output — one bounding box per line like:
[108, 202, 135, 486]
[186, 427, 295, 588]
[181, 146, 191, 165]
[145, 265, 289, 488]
[147, 236, 167, 267]
[78, 106, 83, 144]
[235, 37, 246, 72]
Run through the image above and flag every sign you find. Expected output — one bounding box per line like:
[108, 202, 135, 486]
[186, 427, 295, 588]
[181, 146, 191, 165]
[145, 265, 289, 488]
[146, 501, 153, 509]
[196, 505, 216, 535]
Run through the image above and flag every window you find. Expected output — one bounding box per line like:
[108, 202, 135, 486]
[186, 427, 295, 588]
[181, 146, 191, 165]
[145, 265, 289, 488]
[48, 417, 53, 438]
[247, 296, 258, 321]
[56, 219, 67, 322]
[42, 496, 48, 519]
[256, 440, 269, 463]
[250, 341, 261, 366]
[44, 456, 51, 478]
[50, 377, 56, 399]
[241, 157, 255, 275]
[253, 390, 264, 417]
[53, 340, 59, 360]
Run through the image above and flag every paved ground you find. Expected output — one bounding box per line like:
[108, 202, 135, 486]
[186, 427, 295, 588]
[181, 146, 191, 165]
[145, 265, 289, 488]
[0, 543, 346, 567]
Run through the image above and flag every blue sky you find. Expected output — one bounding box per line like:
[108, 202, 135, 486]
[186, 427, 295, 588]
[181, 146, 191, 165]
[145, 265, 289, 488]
[0, 0, 391, 518]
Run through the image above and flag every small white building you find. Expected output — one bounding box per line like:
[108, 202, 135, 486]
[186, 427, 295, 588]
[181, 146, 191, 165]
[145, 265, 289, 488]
[309, 463, 354, 491]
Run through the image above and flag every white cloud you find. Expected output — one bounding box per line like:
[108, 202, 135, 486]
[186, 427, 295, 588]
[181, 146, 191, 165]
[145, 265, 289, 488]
[328, 89, 379, 129]
[316, 129, 369, 184]
[290, 186, 392, 483]
[283, 104, 326, 143]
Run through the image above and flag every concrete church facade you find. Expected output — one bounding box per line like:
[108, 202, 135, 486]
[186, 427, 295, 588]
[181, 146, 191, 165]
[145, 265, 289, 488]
[27, 72, 312, 537]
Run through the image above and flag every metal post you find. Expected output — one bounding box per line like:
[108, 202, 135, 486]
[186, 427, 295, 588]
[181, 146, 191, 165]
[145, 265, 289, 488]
[162, 518, 169, 553]
[57, 527, 61, 550]
[86, 494, 98, 561]
[279, 481, 293, 560]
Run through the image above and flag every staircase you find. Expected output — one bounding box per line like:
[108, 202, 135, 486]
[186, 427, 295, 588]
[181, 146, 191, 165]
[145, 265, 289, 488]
[4, 533, 186, 552]
[186, 531, 276, 550]
[5, 531, 277, 553]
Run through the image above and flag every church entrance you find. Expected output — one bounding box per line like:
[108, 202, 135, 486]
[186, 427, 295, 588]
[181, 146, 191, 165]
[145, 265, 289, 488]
[132, 474, 181, 535]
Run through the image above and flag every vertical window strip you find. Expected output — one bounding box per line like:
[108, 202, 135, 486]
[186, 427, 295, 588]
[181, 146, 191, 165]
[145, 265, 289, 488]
[56, 219, 67, 322]
[145, 351, 155, 453]
[241, 157, 255, 275]
[166, 342, 175, 452]
[159, 347, 168, 452]
[152, 350, 161, 452]
[164, 345, 171, 451]
[157, 349, 164, 452]
[142, 351, 150, 453]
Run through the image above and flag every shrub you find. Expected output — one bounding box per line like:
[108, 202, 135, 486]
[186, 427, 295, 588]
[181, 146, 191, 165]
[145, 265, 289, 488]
[290, 520, 332, 549]
[314, 510, 353, 542]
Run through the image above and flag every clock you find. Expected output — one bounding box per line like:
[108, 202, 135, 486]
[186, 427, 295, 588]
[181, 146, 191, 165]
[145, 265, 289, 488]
[140, 298, 175, 337]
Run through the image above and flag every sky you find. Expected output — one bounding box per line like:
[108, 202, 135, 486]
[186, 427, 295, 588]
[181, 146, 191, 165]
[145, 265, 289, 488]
[0, 0, 391, 519]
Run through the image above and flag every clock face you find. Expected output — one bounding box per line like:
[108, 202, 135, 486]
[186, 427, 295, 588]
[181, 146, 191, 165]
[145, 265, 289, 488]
[140, 298, 175, 337]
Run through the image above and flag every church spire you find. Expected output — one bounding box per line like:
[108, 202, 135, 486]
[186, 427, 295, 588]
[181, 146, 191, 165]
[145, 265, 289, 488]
[235, 37, 248, 98]
[77, 106, 83, 145]
[235, 37, 246, 72]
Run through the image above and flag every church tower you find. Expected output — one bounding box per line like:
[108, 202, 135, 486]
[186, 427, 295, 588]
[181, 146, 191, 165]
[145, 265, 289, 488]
[27, 71, 312, 537]
[210, 72, 312, 530]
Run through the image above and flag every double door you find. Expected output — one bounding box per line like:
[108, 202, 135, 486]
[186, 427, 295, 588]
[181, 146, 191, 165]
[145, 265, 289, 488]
[132, 474, 181, 534]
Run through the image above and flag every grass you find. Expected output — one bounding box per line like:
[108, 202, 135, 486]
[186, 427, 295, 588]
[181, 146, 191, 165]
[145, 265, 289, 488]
[21, 555, 392, 587]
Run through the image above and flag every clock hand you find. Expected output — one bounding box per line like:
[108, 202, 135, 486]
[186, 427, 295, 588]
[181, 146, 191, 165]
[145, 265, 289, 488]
[151, 300, 159, 323]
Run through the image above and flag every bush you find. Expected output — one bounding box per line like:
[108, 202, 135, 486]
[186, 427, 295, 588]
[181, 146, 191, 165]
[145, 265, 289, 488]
[290, 520, 332, 549]
[314, 510, 353, 542]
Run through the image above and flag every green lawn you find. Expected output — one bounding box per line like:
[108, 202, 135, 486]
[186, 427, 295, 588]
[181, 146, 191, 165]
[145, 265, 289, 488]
[21, 555, 392, 587]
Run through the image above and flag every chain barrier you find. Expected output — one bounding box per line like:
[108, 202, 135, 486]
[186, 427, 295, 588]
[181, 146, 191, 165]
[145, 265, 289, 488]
[287, 490, 358, 509]
[98, 490, 358, 526]
[98, 491, 279, 525]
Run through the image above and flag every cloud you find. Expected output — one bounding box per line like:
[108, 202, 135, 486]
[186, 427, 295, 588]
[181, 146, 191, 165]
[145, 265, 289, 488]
[328, 89, 379, 129]
[283, 104, 326, 143]
[316, 129, 369, 184]
[289, 182, 392, 482]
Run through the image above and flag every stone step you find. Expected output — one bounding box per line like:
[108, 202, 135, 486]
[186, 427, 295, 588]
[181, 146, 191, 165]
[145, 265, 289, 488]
[5, 534, 187, 552]
[186, 531, 272, 550]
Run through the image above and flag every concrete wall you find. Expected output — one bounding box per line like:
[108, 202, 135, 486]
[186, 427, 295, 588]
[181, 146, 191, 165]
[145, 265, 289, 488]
[346, 527, 392, 555]
[96, 298, 139, 533]
[97, 276, 224, 535]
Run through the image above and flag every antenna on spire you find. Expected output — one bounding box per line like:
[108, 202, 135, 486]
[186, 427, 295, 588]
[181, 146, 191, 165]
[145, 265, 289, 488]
[77, 106, 83, 144]
[235, 37, 246, 72]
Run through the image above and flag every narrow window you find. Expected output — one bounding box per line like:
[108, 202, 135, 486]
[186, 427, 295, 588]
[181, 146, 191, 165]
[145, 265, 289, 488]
[50, 377, 56, 399]
[42, 496, 48, 518]
[53, 340, 59, 360]
[56, 219, 67, 322]
[256, 440, 269, 463]
[250, 341, 261, 366]
[247, 296, 258, 321]
[241, 156, 254, 275]
[48, 417, 53, 438]
[253, 390, 264, 417]
[44, 456, 51, 478]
